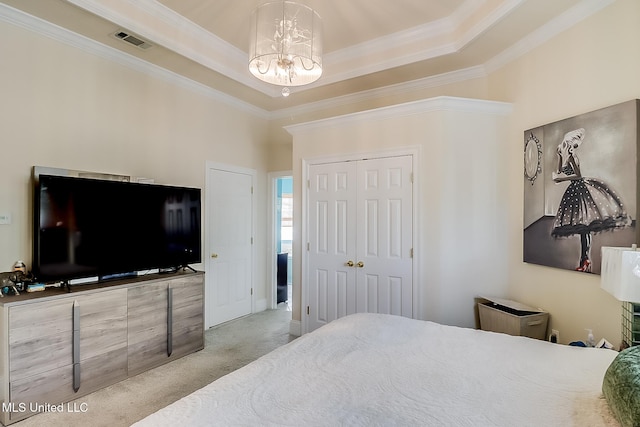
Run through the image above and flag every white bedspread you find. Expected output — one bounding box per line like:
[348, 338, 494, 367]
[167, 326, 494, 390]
[134, 313, 619, 426]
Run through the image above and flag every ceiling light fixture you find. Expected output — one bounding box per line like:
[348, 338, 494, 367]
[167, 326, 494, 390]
[249, 1, 322, 96]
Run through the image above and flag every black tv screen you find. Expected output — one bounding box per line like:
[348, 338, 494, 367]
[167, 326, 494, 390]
[33, 174, 201, 283]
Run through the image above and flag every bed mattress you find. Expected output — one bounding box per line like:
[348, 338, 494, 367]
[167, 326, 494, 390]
[133, 313, 619, 426]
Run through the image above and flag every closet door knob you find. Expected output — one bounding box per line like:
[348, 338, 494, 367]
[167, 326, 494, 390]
[346, 260, 354, 267]
[211, 253, 218, 258]
[357, 261, 364, 268]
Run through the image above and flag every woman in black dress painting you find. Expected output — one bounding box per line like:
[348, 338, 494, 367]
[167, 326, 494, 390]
[551, 128, 631, 272]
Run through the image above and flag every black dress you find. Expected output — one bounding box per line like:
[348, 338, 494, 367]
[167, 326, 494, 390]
[551, 163, 631, 237]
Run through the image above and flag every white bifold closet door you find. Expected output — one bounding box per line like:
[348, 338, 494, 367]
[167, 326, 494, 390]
[307, 155, 413, 332]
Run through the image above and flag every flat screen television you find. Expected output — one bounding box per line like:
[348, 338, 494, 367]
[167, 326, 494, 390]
[33, 174, 202, 283]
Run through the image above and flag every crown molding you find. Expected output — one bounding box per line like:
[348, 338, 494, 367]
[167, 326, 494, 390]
[324, 17, 453, 67]
[318, 44, 460, 88]
[50, 0, 610, 100]
[270, 66, 487, 120]
[67, 0, 269, 94]
[65, 0, 498, 97]
[284, 96, 513, 136]
[0, 3, 270, 120]
[0, 0, 616, 122]
[305, 0, 523, 90]
[485, 0, 616, 73]
[0, 0, 490, 122]
[454, 0, 525, 49]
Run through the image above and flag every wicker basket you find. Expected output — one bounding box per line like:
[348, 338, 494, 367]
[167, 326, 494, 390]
[478, 297, 548, 340]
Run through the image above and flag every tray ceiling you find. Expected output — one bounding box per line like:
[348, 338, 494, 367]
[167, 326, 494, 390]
[0, 0, 610, 114]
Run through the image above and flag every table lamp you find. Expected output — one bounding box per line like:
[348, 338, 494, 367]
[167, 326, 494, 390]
[601, 245, 640, 348]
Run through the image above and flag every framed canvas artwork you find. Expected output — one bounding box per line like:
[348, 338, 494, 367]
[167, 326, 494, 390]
[523, 100, 639, 274]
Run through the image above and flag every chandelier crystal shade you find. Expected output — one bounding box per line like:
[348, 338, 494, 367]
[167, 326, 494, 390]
[249, 1, 322, 87]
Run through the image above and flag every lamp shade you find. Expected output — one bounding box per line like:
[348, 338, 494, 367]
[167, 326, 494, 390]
[249, 1, 322, 87]
[601, 246, 640, 302]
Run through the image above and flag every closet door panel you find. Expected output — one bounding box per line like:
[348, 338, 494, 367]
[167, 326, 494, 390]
[308, 162, 357, 331]
[307, 155, 413, 332]
[356, 156, 413, 317]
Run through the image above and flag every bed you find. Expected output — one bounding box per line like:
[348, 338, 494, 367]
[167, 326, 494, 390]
[133, 313, 630, 426]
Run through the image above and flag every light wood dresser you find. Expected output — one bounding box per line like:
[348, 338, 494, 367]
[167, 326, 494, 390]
[0, 270, 204, 425]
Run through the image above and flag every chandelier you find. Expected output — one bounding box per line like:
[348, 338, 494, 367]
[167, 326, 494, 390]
[249, 1, 322, 93]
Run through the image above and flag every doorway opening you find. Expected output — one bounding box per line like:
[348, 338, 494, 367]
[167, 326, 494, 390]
[275, 175, 293, 311]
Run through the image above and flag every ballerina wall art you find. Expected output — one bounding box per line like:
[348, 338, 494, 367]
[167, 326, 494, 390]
[523, 100, 639, 274]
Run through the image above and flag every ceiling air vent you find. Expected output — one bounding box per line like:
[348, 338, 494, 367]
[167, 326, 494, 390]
[112, 30, 153, 50]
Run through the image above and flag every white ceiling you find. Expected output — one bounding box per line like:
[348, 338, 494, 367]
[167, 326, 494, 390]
[0, 0, 611, 114]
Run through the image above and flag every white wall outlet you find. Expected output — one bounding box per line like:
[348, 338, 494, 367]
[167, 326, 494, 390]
[0, 213, 11, 225]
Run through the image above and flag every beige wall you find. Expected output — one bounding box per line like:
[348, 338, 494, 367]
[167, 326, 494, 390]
[0, 19, 272, 302]
[2, 0, 637, 345]
[288, 100, 511, 329]
[489, 0, 640, 346]
[285, 0, 639, 344]
[268, 76, 491, 145]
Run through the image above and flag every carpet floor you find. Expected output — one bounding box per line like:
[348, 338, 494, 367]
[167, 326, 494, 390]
[14, 307, 294, 427]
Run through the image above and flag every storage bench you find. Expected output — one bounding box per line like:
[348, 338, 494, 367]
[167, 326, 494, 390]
[478, 297, 549, 340]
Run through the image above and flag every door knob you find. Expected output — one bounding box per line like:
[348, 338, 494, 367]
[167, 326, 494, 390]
[357, 261, 364, 268]
[346, 260, 354, 267]
[211, 253, 218, 258]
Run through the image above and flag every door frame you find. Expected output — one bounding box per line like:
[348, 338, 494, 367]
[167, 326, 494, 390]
[204, 161, 256, 328]
[301, 146, 421, 334]
[267, 170, 293, 309]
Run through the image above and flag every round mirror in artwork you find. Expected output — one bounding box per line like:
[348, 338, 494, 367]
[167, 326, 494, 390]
[524, 132, 542, 184]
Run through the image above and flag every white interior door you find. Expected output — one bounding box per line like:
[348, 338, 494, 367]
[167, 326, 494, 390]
[307, 162, 358, 331]
[356, 156, 413, 316]
[307, 156, 413, 332]
[206, 166, 253, 327]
